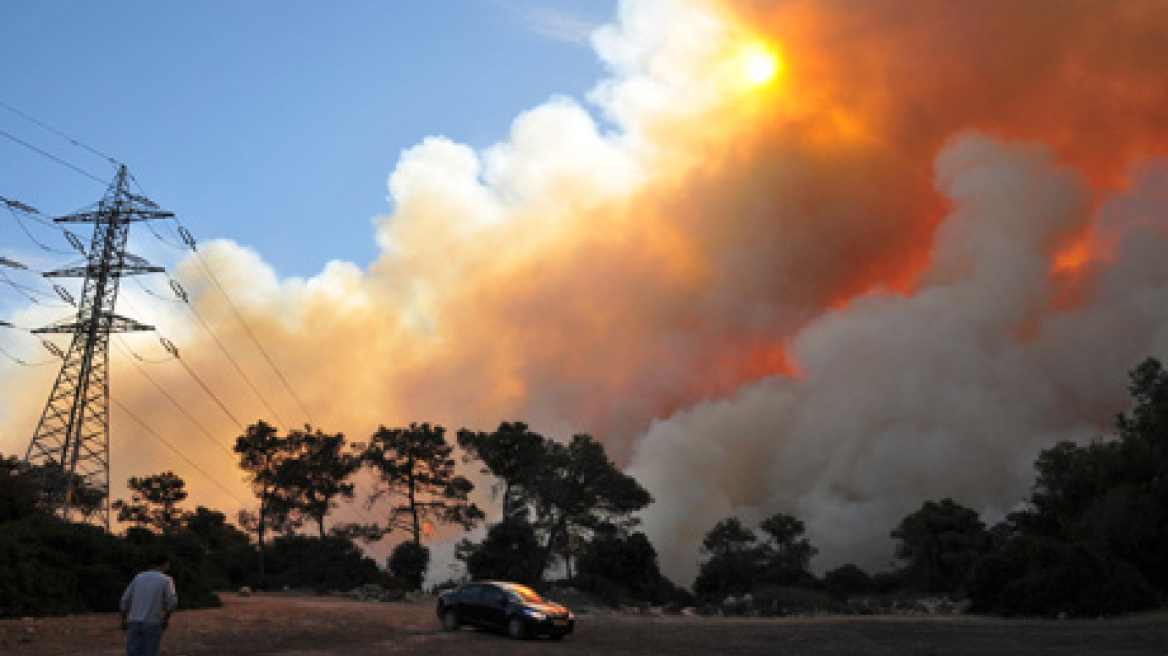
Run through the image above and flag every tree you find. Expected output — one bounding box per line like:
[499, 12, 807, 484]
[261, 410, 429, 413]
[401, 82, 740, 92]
[758, 513, 817, 585]
[457, 517, 544, 585]
[456, 422, 546, 519]
[527, 434, 652, 576]
[576, 529, 662, 601]
[279, 426, 360, 538]
[983, 356, 1168, 612]
[113, 471, 189, 534]
[823, 564, 874, 598]
[234, 420, 295, 584]
[360, 423, 484, 545]
[1, 456, 104, 520]
[0, 455, 41, 522]
[892, 498, 989, 594]
[388, 541, 430, 591]
[693, 517, 763, 601]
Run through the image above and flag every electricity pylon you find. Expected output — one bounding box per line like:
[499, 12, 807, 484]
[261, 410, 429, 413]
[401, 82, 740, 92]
[23, 165, 170, 530]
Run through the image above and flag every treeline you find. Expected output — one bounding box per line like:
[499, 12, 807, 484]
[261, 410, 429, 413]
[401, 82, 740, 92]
[3, 358, 1167, 618]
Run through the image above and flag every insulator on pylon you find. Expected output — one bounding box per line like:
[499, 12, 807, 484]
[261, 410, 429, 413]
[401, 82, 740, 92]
[65, 231, 86, 254]
[54, 285, 76, 307]
[2, 197, 38, 214]
[160, 337, 179, 358]
[41, 340, 64, 358]
[0, 256, 27, 270]
[178, 226, 197, 251]
[169, 280, 189, 303]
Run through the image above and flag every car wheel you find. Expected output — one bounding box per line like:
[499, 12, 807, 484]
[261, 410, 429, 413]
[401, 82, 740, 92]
[441, 608, 460, 631]
[549, 633, 565, 641]
[507, 616, 528, 640]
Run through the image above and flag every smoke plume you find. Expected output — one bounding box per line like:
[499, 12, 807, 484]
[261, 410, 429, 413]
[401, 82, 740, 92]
[4, 0, 1168, 579]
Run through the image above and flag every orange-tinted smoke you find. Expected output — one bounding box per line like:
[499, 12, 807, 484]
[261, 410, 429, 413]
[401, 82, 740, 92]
[598, 0, 1168, 383]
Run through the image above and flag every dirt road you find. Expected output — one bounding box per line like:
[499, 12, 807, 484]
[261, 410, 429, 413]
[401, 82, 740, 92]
[3, 594, 1167, 655]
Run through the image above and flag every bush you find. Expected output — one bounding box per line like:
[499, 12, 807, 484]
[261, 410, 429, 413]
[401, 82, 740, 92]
[823, 564, 875, 599]
[388, 541, 430, 591]
[460, 518, 543, 585]
[749, 584, 841, 616]
[266, 535, 381, 593]
[968, 536, 1158, 616]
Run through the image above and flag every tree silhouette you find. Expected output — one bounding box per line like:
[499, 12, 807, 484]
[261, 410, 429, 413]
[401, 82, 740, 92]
[280, 426, 360, 538]
[694, 517, 763, 601]
[112, 471, 189, 534]
[758, 512, 818, 585]
[234, 419, 295, 584]
[456, 422, 546, 519]
[892, 498, 989, 594]
[359, 423, 483, 545]
[528, 434, 651, 576]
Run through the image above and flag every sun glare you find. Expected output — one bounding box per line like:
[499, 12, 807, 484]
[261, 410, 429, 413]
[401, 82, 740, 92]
[738, 43, 780, 88]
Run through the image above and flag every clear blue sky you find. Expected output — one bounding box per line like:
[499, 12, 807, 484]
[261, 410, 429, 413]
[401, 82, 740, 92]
[0, 0, 615, 277]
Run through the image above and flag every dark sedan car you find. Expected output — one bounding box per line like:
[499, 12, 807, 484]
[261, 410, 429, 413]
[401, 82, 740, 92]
[436, 581, 575, 640]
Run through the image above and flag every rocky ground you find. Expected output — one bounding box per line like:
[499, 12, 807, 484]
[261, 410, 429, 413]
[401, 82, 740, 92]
[3, 593, 1168, 655]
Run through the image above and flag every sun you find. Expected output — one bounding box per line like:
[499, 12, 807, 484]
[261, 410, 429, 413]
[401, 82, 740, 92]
[737, 43, 781, 88]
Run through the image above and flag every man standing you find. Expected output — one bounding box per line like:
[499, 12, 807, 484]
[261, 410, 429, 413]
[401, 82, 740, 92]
[120, 554, 178, 656]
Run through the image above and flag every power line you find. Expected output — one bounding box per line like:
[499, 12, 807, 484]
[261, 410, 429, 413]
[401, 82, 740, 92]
[182, 233, 315, 425]
[175, 353, 247, 432]
[110, 395, 247, 507]
[0, 340, 56, 367]
[3, 203, 76, 255]
[113, 293, 250, 432]
[0, 128, 108, 185]
[0, 98, 120, 168]
[174, 292, 289, 428]
[113, 337, 236, 460]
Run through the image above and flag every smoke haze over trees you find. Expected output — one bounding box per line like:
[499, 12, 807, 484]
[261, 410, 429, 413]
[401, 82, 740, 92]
[3, 0, 1168, 613]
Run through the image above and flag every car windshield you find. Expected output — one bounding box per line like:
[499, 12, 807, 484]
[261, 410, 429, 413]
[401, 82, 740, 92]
[504, 584, 543, 603]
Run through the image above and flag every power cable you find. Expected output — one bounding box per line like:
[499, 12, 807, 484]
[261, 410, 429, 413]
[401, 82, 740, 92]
[113, 337, 237, 460]
[143, 219, 188, 251]
[114, 292, 251, 432]
[176, 295, 289, 428]
[0, 128, 107, 185]
[129, 276, 184, 304]
[3, 203, 75, 255]
[178, 229, 314, 425]
[110, 395, 248, 507]
[174, 354, 247, 433]
[0, 98, 120, 169]
[0, 340, 55, 367]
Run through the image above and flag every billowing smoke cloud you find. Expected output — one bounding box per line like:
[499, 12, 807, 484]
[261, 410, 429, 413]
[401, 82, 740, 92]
[3, 0, 1168, 579]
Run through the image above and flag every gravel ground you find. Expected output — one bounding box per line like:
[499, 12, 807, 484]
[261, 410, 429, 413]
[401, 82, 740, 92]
[3, 593, 1168, 656]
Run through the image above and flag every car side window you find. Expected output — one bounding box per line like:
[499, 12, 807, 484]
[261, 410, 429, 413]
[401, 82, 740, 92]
[483, 587, 506, 605]
[461, 585, 483, 604]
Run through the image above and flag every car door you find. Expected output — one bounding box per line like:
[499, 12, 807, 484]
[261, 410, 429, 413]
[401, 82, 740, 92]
[459, 584, 485, 625]
[479, 585, 509, 630]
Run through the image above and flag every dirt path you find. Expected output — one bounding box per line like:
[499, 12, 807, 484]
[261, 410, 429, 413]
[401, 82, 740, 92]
[3, 594, 1168, 655]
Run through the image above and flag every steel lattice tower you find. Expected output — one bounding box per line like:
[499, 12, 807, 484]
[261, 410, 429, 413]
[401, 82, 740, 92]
[23, 165, 170, 530]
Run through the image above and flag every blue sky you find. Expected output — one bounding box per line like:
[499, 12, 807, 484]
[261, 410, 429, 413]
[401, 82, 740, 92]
[0, 0, 616, 277]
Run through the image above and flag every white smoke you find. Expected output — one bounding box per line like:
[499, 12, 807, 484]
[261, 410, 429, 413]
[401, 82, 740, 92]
[631, 136, 1168, 579]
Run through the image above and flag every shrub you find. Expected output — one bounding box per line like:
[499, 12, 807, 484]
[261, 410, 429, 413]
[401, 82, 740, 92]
[388, 541, 430, 591]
